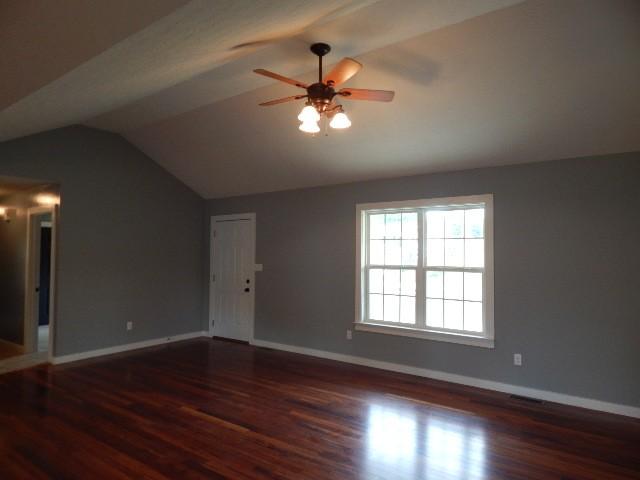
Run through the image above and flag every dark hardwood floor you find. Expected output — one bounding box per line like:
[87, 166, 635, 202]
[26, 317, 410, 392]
[0, 338, 638, 479]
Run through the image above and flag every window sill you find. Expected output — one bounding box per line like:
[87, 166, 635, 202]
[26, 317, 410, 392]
[354, 322, 494, 349]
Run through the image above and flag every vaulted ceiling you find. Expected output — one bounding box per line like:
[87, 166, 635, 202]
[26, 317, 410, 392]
[2, 0, 639, 198]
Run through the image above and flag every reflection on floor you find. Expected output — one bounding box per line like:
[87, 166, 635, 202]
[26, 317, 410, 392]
[0, 340, 23, 361]
[0, 339, 638, 479]
[38, 325, 49, 352]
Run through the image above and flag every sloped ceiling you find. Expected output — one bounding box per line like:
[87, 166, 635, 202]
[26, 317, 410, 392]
[1, 0, 639, 198]
[0, 0, 190, 112]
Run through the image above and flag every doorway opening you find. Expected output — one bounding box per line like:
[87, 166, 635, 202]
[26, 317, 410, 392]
[25, 207, 57, 357]
[0, 177, 59, 373]
[209, 213, 256, 343]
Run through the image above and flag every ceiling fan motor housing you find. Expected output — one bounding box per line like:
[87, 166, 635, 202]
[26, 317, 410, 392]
[307, 83, 335, 111]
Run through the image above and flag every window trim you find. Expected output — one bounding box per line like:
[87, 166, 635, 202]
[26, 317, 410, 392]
[355, 194, 494, 348]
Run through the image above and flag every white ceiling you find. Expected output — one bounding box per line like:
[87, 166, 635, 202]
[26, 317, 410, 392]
[0, 0, 190, 112]
[2, 0, 639, 198]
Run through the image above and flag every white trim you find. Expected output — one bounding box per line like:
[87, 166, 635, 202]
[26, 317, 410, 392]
[251, 339, 640, 419]
[355, 207, 364, 327]
[355, 194, 494, 346]
[357, 194, 493, 212]
[355, 322, 494, 348]
[23, 205, 58, 359]
[484, 195, 495, 340]
[51, 331, 208, 365]
[209, 213, 256, 342]
[48, 206, 59, 361]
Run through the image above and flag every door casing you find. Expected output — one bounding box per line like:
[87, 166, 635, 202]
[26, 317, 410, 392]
[23, 205, 58, 359]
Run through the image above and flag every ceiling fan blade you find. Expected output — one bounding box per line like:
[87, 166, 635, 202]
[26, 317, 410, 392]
[338, 88, 395, 102]
[323, 58, 362, 86]
[254, 69, 307, 89]
[259, 95, 307, 106]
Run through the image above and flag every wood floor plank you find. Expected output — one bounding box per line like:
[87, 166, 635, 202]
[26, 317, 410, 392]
[0, 338, 638, 479]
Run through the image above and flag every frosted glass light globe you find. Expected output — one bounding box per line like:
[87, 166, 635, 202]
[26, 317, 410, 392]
[299, 121, 320, 133]
[329, 112, 351, 129]
[297, 105, 320, 123]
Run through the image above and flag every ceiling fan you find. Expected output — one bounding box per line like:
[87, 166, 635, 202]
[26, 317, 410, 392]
[254, 42, 395, 133]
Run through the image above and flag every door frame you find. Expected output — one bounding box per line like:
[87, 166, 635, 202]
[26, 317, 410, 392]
[209, 213, 256, 342]
[23, 205, 58, 360]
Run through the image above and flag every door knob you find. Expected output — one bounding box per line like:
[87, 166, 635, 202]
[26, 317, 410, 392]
[244, 287, 250, 292]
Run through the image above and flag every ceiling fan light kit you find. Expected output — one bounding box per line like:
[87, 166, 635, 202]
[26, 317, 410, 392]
[329, 111, 351, 129]
[299, 120, 321, 134]
[255, 43, 394, 134]
[298, 104, 320, 123]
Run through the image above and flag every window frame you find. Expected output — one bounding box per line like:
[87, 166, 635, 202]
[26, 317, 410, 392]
[355, 194, 494, 348]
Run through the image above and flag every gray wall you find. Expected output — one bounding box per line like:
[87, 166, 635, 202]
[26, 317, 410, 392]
[0, 207, 27, 344]
[208, 152, 640, 407]
[0, 126, 205, 356]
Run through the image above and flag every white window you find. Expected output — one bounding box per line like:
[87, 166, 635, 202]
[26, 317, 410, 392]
[355, 195, 494, 348]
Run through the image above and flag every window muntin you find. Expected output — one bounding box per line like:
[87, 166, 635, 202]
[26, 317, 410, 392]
[423, 206, 485, 334]
[358, 195, 493, 345]
[365, 212, 419, 325]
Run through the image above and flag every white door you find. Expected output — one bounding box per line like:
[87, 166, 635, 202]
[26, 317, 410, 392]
[210, 216, 255, 342]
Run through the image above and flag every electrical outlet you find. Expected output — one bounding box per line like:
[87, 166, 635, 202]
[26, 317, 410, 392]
[126, 321, 133, 331]
[346, 329, 352, 340]
[513, 353, 522, 366]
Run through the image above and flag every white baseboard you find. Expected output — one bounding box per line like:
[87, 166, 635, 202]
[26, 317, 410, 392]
[52, 331, 208, 365]
[251, 339, 640, 419]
